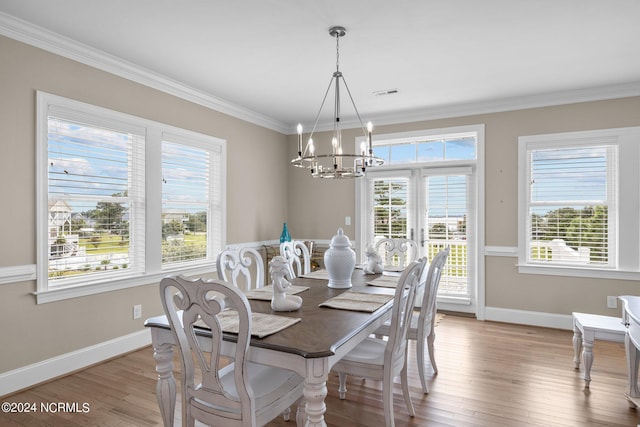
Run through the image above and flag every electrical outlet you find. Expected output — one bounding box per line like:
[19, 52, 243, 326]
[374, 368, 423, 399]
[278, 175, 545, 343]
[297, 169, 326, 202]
[133, 304, 142, 319]
[607, 296, 617, 309]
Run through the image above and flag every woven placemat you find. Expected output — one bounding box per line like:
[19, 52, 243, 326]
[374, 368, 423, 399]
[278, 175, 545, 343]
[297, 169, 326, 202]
[244, 285, 309, 301]
[195, 310, 301, 338]
[319, 291, 393, 313]
[366, 276, 399, 288]
[299, 269, 330, 280]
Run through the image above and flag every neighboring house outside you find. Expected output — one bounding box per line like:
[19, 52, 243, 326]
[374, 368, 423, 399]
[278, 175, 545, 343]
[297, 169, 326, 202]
[48, 199, 79, 258]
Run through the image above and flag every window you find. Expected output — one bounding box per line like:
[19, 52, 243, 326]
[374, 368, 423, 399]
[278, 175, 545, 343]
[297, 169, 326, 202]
[373, 133, 476, 165]
[37, 92, 226, 302]
[518, 127, 640, 279]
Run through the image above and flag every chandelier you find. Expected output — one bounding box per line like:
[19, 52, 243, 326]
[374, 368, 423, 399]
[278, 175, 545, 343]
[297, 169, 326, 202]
[291, 26, 384, 178]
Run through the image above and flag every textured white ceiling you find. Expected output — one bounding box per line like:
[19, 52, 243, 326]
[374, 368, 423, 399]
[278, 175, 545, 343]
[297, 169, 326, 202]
[1, 0, 639, 133]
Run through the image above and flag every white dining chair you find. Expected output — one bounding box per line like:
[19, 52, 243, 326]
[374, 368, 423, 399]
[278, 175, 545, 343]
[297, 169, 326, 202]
[375, 247, 450, 394]
[159, 274, 305, 427]
[279, 240, 311, 278]
[374, 237, 419, 271]
[331, 259, 426, 427]
[217, 247, 265, 292]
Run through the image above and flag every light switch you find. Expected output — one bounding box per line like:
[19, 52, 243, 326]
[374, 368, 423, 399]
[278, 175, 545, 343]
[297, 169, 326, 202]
[345, 216, 351, 226]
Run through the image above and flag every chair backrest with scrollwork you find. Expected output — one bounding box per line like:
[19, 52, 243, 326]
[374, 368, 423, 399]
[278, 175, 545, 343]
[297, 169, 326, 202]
[216, 247, 265, 292]
[374, 238, 419, 271]
[279, 240, 311, 278]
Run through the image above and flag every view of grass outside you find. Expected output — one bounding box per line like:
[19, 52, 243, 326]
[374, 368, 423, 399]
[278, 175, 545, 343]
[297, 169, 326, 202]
[48, 201, 209, 278]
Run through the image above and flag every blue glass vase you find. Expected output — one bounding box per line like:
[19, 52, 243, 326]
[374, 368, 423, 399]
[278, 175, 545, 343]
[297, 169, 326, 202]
[280, 222, 291, 243]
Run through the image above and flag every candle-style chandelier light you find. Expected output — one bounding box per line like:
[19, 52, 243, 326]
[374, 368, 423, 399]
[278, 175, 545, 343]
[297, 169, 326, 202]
[291, 26, 384, 178]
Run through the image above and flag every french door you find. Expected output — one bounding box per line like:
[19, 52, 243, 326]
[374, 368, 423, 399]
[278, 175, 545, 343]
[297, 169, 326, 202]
[357, 167, 477, 314]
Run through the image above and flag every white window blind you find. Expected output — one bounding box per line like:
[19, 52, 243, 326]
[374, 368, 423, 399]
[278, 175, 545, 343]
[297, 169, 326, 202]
[517, 127, 640, 280]
[46, 114, 145, 286]
[526, 145, 615, 266]
[161, 140, 212, 266]
[424, 170, 470, 298]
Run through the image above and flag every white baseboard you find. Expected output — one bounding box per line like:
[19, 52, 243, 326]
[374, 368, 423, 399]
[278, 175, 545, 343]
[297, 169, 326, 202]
[484, 306, 573, 330]
[0, 329, 151, 398]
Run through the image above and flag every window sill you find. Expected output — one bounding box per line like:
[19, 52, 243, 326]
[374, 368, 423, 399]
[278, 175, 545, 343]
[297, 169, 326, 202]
[35, 263, 216, 304]
[517, 263, 640, 281]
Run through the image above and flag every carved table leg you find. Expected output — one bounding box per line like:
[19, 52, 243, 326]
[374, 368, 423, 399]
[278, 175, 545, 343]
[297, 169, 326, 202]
[303, 358, 328, 427]
[153, 341, 176, 427]
[303, 381, 327, 427]
[581, 338, 594, 388]
[572, 322, 582, 369]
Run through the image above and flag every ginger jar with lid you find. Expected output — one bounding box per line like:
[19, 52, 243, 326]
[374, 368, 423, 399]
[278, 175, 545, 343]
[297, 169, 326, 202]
[324, 228, 355, 289]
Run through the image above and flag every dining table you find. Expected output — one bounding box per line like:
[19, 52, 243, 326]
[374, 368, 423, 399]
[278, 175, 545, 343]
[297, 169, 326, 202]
[144, 268, 398, 427]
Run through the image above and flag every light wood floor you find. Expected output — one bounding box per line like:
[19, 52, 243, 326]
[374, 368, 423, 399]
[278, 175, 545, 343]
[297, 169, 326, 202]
[2, 314, 638, 426]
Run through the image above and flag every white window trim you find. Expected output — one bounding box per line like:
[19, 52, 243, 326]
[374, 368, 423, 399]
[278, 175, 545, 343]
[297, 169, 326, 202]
[36, 92, 226, 303]
[517, 126, 640, 280]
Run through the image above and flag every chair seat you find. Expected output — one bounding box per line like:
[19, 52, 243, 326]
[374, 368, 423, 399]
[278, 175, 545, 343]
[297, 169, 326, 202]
[340, 337, 386, 366]
[219, 362, 304, 402]
[195, 362, 304, 418]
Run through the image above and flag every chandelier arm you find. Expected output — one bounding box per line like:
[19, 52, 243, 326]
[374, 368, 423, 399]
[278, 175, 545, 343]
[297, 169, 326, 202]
[334, 72, 341, 160]
[304, 74, 336, 156]
[340, 75, 368, 137]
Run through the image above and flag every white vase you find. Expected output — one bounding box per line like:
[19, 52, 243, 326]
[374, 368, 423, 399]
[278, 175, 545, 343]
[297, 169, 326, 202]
[324, 228, 355, 289]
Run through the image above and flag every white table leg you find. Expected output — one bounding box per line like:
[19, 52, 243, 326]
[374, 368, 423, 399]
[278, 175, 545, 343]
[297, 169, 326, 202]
[572, 322, 582, 369]
[304, 359, 328, 427]
[152, 338, 176, 427]
[581, 338, 594, 387]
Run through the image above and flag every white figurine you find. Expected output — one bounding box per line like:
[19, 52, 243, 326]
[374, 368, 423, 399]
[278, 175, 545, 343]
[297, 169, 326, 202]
[269, 256, 303, 311]
[363, 244, 384, 274]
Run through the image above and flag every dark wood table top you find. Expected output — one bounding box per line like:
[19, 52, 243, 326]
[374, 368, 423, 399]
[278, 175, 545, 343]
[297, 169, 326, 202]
[145, 269, 395, 359]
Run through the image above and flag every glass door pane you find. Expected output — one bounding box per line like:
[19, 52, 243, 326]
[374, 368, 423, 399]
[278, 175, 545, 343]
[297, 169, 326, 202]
[371, 177, 411, 240]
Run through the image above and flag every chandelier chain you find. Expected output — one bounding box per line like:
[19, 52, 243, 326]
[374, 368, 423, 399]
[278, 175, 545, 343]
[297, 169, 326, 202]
[335, 32, 340, 72]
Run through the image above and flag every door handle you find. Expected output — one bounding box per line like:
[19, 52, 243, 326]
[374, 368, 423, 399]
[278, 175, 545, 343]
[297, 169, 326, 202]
[420, 228, 425, 247]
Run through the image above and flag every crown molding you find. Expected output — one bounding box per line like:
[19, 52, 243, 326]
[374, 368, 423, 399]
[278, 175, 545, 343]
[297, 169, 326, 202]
[295, 81, 640, 134]
[0, 11, 290, 134]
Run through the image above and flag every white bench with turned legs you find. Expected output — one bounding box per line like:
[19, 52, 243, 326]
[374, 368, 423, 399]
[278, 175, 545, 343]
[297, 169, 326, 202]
[572, 312, 626, 387]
